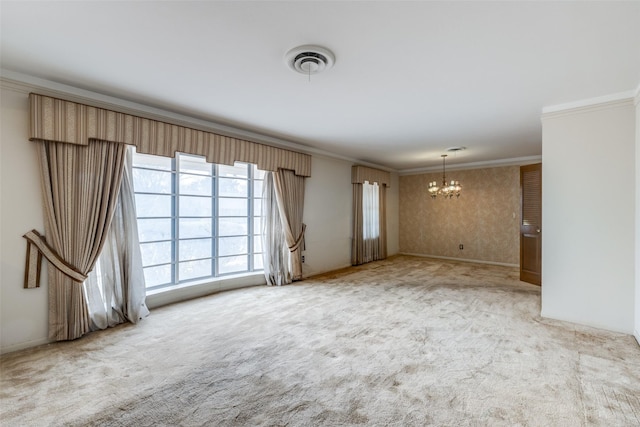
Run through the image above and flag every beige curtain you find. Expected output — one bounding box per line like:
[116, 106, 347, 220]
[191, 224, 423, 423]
[26, 93, 313, 339]
[38, 139, 126, 341]
[29, 93, 311, 177]
[351, 166, 389, 266]
[272, 169, 306, 282]
[352, 183, 365, 265]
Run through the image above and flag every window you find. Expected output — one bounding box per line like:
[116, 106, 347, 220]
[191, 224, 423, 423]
[132, 151, 264, 289]
[362, 180, 380, 240]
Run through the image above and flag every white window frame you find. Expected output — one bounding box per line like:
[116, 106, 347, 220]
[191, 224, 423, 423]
[132, 151, 263, 290]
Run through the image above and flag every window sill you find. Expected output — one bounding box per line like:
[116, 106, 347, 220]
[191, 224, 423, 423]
[145, 272, 266, 309]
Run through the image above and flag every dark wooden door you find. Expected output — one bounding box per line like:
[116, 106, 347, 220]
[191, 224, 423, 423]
[520, 163, 542, 285]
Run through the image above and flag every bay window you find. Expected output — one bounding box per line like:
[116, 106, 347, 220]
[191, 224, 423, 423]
[132, 150, 263, 289]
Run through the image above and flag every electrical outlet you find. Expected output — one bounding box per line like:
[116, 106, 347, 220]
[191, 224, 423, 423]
[459, 244, 464, 250]
[301, 255, 305, 263]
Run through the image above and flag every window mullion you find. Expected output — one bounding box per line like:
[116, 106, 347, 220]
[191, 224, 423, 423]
[212, 164, 218, 277]
[173, 155, 179, 284]
[248, 164, 254, 271]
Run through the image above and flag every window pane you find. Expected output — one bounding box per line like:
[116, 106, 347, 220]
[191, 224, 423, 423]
[179, 196, 212, 217]
[179, 259, 212, 281]
[137, 218, 172, 242]
[253, 254, 263, 270]
[253, 198, 262, 216]
[253, 180, 263, 196]
[219, 178, 248, 197]
[144, 264, 172, 288]
[179, 218, 212, 239]
[219, 255, 248, 274]
[140, 241, 172, 266]
[133, 152, 172, 171]
[219, 236, 248, 257]
[253, 165, 265, 180]
[253, 235, 263, 253]
[179, 154, 211, 176]
[179, 174, 212, 196]
[219, 217, 248, 236]
[218, 163, 248, 178]
[219, 198, 248, 216]
[179, 238, 212, 261]
[135, 155, 263, 287]
[136, 194, 172, 217]
[133, 169, 172, 194]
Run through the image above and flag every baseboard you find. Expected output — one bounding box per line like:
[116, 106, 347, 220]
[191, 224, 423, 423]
[400, 252, 519, 268]
[1, 337, 51, 355]
[304, 263, 353, 279]
[540, 309, 634, 336]
[634, 330, 640, 347]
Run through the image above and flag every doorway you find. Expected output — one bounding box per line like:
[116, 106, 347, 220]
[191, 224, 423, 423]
[520, 163, 541, 285]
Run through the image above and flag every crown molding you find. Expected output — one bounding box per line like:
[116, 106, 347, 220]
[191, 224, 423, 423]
[541, 91, 635, 120]
[398, 155, 542, 175]
[0, 69, 396, 173]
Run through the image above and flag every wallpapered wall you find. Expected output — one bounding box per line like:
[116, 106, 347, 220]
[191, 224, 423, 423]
[399, 165, 521, 265]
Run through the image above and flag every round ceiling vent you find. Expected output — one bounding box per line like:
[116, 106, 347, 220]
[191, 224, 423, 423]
[285, 45, 335, 75]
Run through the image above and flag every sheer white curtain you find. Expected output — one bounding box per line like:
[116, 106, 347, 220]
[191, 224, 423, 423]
[262, 172, 291, 286]
[84, 147, 149, 330]
[362, 181, 380, 240]
[352, 177, 387, 266]
[361, 181, 380, 264]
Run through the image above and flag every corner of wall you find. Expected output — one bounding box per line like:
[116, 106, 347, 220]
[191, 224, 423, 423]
[635, 82, 640, 346]
[542, 91, 636, 334]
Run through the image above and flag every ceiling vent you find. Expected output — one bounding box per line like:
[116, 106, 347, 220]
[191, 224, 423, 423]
[285, 45, 335, 75]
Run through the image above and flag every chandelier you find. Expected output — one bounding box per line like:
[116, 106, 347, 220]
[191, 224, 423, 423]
[428, 154, 462, 199]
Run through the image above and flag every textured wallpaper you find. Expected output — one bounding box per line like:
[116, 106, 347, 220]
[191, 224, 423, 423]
[399, 166, 521, 265]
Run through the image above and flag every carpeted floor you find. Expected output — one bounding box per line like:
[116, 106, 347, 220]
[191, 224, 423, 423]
[1, 255, 639, 426]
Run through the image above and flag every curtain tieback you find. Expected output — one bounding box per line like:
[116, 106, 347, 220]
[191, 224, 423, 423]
[288, 223, 306, 252]
[23, 230, 88, 288]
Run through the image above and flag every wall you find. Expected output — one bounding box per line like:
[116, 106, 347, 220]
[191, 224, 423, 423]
[387, 173, 400, 256]
[0, 80, 400, 353]
[302, 157, 399, 277]
[541, 98, 636, 334]
[302, 155, 353, 277]
[636, 88, 640, 344]
[399, 166, 521, 265]
[0, 84, 49, 352]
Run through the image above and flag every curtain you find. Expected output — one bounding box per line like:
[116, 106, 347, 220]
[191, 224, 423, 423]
[84, 147, 149, 330]
[352, 179, 387, 266]
[38, 139, 126, 341]
[262, 173, 290, 286]
[273, 169, 306, 281]
[352, 183, 364, 265]
[262, 169, 306, 285]
[29, 93, 311, 177]
[361, 182, 380, 263]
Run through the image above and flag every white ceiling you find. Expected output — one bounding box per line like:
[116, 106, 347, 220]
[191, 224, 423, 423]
[2, 1, 639, 171]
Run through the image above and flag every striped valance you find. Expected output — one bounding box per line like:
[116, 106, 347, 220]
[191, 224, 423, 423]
[29, 93, 311, 177]
[352, 165, 390, 187]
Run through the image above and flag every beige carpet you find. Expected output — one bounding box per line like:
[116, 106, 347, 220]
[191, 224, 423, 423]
[1, 255, 639, 426]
